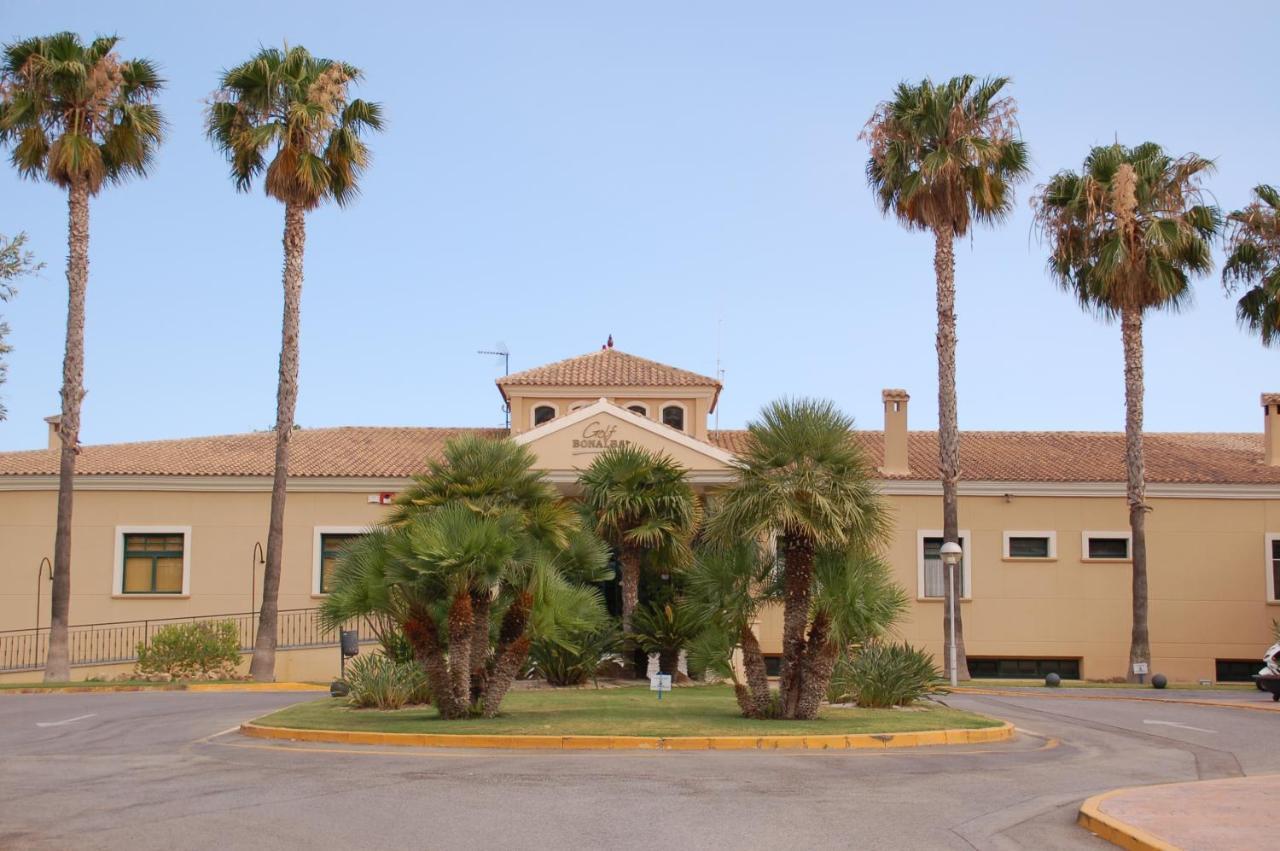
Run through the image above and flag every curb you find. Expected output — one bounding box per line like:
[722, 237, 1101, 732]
[0, 682, 326, 695]
[1077, 787, 1181, 851]
[954, 686, 1280, 714]
[238, 720, 1014, 751]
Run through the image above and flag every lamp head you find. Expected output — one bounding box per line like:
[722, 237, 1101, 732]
[939, 541, 963, 566]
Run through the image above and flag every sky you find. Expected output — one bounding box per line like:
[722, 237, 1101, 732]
[1, 1, 1278, 452]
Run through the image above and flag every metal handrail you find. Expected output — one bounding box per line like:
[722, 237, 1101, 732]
[0, 607, 372, 673]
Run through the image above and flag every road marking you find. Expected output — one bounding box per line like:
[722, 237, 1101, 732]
[1014, 726, 1044, 737]
[1142, 719, 1217, 734]
[36, 713, 96, 728]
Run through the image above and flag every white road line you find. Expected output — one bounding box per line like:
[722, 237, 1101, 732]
[1014, 726, 1044, 737]
[36, 713, 96, 728]
[1142, 719, 1217, 734]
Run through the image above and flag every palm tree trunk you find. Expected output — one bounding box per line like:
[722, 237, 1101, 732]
[480, 590, 533, 717]
[658, 646, 679, 678]
[778, 532, 814, 719]
[739, 624, 772, 718]
[469, 588, 491, 701]
[446, 590, 474, 711]
[934, 224, 969, 682]
[249, 201, 306, 682]
[44, 179, 91, 683]
[1121, 307, 1151, 682]
[619, 545, 643, 677]
[405, 608, 458, 717]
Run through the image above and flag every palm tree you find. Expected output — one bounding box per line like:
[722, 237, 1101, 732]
[0, 233, 41, 421]
[321, 436, 602, 718]
[1223, 185, 1280, 345]
[578, 444, 701, 673]
[0, 34, 164, 682]
[863, 75, 1030, 681]
[707, 398, 891, 719]
[207, 46, 382, 680]
[1033, 142, 1220, 681]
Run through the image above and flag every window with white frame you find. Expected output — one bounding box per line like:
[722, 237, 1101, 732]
[115, 526, 191, 595]
[532, 404, 556, 426]
[626, 403, 648, 417]
[314, 527, 368, 595]
[1267, 535, 1280, 602]
[1082, 531, 1132, 561]
[1003, 531, 1056, 560]
[917, 531, 971, 599]
[661, 403, 685, 432]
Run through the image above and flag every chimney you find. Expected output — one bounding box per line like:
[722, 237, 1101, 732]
[44, 415, 62, 450]
[1264, 394, 1280, 466]
[881, 389, 909, 475]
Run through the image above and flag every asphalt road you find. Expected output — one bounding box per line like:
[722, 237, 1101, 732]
[0, 689, 1277, 850]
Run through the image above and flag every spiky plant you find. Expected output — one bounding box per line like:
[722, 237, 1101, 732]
[863, 75, 1030, 681]
[207, 45, 382, 681]
[707, 398, 892, 719]
[1033, 142, 1220, 681]
[0, 33, 164, 681]
[1223, 184, 1280, 346]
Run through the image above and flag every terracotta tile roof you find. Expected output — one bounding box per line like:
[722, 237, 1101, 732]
[707, 430, 1280, 485]
[0, 427, 506, 478]
[1, 426, 1277, 485]
[497, 348, 721, 393]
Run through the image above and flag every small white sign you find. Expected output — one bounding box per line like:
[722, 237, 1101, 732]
[1132, 662, 1149, 675]
[649, 674, 672, 692]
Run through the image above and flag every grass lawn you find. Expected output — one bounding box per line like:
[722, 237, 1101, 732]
[961, 679, 1253, 691]
[253, 684, 1001, 736]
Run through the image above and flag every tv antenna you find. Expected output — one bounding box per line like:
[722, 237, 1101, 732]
[714, 319, 726, 431]
[478, 344, 511, 429]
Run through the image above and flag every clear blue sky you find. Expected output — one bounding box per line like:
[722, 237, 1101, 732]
[2, 1, 1277, 452]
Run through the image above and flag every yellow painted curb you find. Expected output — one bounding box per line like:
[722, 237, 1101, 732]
[954, 686, 1280, 714]
[1077, 787, 1181, 851]
[187, 682, 328, 693]
[238, 720, 1014, 751]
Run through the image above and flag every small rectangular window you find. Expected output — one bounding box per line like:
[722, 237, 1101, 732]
[1007, 536, 1051, 559]
[968, 658, 1080, 680]
[763, 655, 782, 677]
[319, 533, 361, 594]
[1216, 659, 1259, 683]
[122, 533, 185, 594]
[1271, 539, 1280, 602]
[1087, 536, 1130, 560]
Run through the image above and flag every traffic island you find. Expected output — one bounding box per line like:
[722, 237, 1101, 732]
[1079, 774, 1280, 850]
[242, 685, 1011, 750]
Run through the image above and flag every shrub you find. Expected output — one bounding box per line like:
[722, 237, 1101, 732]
[827, 642, 942, 708]
[134, 620, 242, 680]
[343, 654, 431, 709]
[529, 626, 620, 687]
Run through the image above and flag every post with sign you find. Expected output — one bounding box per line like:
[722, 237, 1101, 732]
[1132, 661, 1148, 686]
[650, 673, 672, 701]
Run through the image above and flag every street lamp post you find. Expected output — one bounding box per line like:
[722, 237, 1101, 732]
[251, 542, 265, 616]
[939, 541, 963, 688]
[35, 557, 52, 631]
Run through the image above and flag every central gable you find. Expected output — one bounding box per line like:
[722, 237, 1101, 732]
[514, 399, 735, 483]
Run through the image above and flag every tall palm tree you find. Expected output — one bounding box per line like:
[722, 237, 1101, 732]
[1034, 142, 1220, 681]
[863, 75, 1030, 681]
[1223, 184, 1280, 345]
[707, 398, 891, 719]
[0, 34, 164, 681]
[578, 444, 701, 671]
[207, 46, 382, 680]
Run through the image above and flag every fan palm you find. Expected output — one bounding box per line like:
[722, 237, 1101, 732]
[1033, 142, 1220, 681]
[207, 45, 382, 680]
[0, 33, 164, 681]
[578, 444, 701, 668]
[863, 75, 1030, 681]
[707, 398, 891, 719]
[1223, 184, 1280, 346]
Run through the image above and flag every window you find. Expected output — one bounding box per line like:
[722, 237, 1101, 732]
[917, 531, 971, 599]
[763, 655, 782, 677]
[1003, 532, 1056, 560]
[532, 404, 556, 426]
[626, 403, 648, 416]
[1083, 531, 1131, 561]
[313, 527, 367, 595]
[319, 534, 361, 594]
[1216, 659, 1259, 683]
[114, 526, 191, 596]
[968, 658, 1080, 680]
[1268, 536, 1280, 602]
[661, 404, 685, 431]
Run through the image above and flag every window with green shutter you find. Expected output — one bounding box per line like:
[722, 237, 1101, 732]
[122, 533, 185, 594]
[319, 533, 361, 594]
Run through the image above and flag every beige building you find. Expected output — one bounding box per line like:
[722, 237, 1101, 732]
[2, 345, 1279, 683]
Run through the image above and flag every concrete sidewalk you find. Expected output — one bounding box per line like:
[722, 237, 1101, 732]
[1079, 774, 1279, 850]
